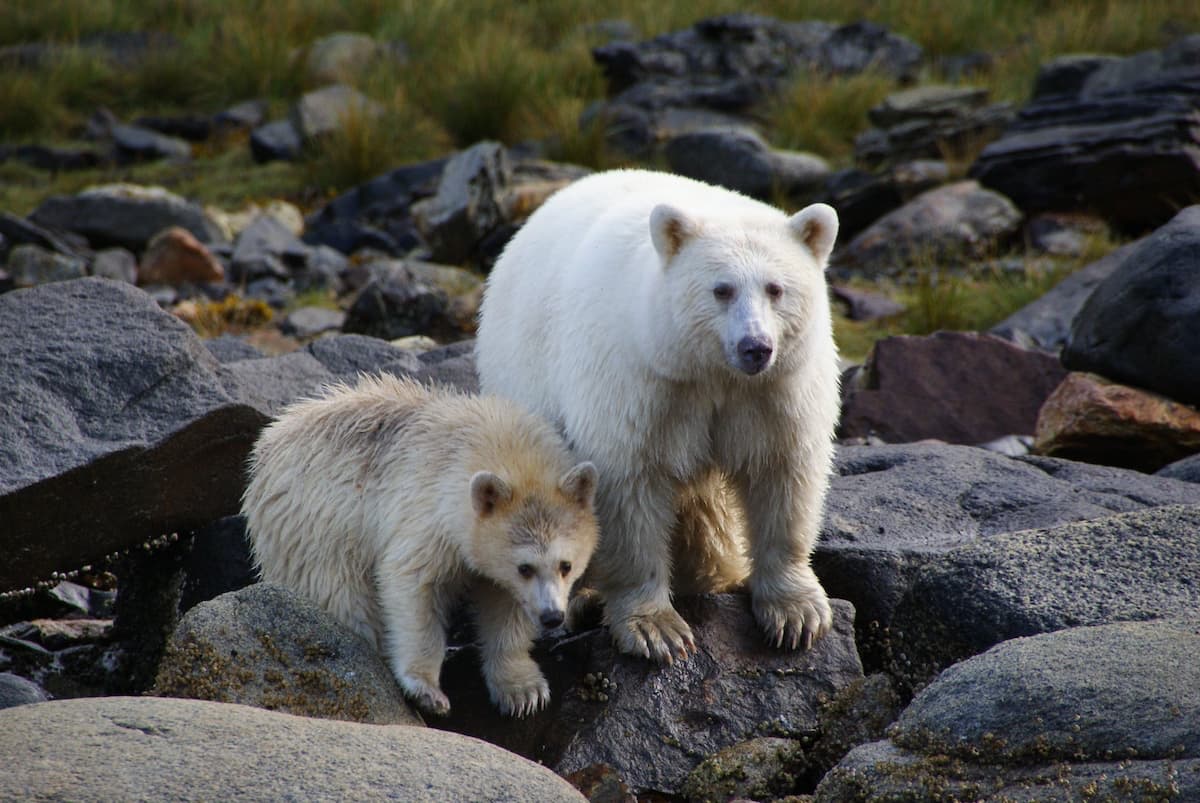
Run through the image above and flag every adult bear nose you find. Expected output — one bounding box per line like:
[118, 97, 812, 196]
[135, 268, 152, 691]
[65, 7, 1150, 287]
[540, 609, 565, 629]
[736, 336, 773, 375]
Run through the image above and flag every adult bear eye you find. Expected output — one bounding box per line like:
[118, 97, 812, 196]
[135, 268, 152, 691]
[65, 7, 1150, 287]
[765, 282, 783, 300]
[518, 564, 535, 579]
[713, 283, 734, 301]
[559, 561, 572, 577]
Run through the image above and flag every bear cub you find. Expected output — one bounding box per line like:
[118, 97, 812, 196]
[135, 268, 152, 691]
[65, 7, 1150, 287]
[242, 374, 599, 717]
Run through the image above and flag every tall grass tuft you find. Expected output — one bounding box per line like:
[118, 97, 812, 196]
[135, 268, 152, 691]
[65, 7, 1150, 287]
[765, 71, 897, 163]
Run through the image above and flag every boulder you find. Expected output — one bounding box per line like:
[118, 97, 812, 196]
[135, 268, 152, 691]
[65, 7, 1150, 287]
[343, 272, 452, 342]
[134, 113, 214, 142]
[411, 142, 512, 265]
[837, 331, 1067, 444]
[441, 595, 862, 797]
[29, 184, 225, 252]
[291, 83, 384, 142]
[5, 143, 104, 172]
[833, 180, 1022, 275]
[249, 119, 303, 163]
[1062, 205, 1200, 407]
[304, 32, 406, 84]
[816, 619, 1200, 801]
[138, 227, 225, 285]
[1033, 372, 1200, 472]
[0, 211, 90, 257]
[1158, 453, 1200, 484]
[279, 306, 345, 339]
[829, 284, 904, 322]
[0, 696, 587, 802]
[89, 247, 138, 284]
[110, 122, 191, 163]
[0, 278, 268, 592]
[819, 160, 949, 242]
[969, 38, 1200, 232]
[990, 236, 1138, 352]
[154, 583, 421, 725]
[228, 213, 309, 284]
[214, 99, 268, 134]
[410, 340, 479, 393]
[5, 243, 88, 287]
[0, 672, 49, 710]
[887, 503, 1200, 687]
[218, 350, 335, 418]
[302, 333, 422, 379]
[662, 126, 828, 200]
[814, 442, 1200, 633]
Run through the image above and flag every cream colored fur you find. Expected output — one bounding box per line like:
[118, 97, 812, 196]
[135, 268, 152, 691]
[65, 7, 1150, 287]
[242, 374, 598, 717]
[476, 169, 841, 663]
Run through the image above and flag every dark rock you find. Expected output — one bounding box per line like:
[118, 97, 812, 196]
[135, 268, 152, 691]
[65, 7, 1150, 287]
[0, 672, 48, 709]
[343, 265, 453, 342]
[441, 594, 862, 797]
[89, 247, 138, 284]
[681, 737, 805, 802]
[279, 306, 345, 339]
[303, 158, 447, 255]
[1031, 54, 1121, 99]
[203, 335, 265, 364]
[213, 99, 268, 134]
[1062, 205, 1200, 406]
[178, 516, 256, 613]
[111, 123, 192, 164]
[219, 350, 335, 418]
[6, 243, 88, 287]
[820, 161, 949, 243]
[816, 20, 923, 80]
[229, 213, 309, 284]
[663, 126, 828, 200]
[155, 583, 421, 725]
[303, 333, 421, 379]
[0, 278, 268, 591]
[9, 144, 104, 171]
[133, 113, 214, 142]
[814, 442, 1200, 633]
[244, 277, 295, 309]
[970, 40, 1200, 232]
[249, 119, 303, 163]
[1158, 452, 1200, 484]
[410, 340, 479, 393]
[829, 284, 903, 322]
[833, 180, 1022, 275]
[817, 619, 1200, 801]
[838, 331, 1067, 444]
[411, 142, 512, 266]
[0, 696, 587, 801]
[29, 184, 225, 252]
[294, 244, 349, 294]
[291, 83, 383, 142]
[1024, 211, 1108, 257]
[0, 211, 89, 258]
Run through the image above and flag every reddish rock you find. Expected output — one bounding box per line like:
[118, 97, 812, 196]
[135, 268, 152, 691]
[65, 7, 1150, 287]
[838, 331, 1067, 444]
[1033, 372, 1200, 472]
[139, 227, 225, 285]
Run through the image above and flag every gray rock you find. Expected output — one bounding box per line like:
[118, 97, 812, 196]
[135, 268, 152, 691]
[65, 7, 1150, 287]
[6, 243, 88, 287]
[304, 333, 421, 378]
[411, 340, 478, 393]
[0, 696, 587, 802]
[814, 442, 1200, 631]
[837, 331, 1067, 444]
[203, 335, 265, 364]
[833, 180, 1022, 275]
[291, 83, 383, 142]
[155, 583, 421, 725]
[213, 99, 268, 133]
[177, 515, 256, 613]
[816, 619, 1200, 801]
[304, 31, 405, 84]
[249, 119, 303, 163]
[0, 278, 268, 592]
[411, 142, 512, 265]
[89, 247, 138, 283]
[279, 306, 345, 339]
[829, 284, 904, 322]
[990, 236, 1138, 351]
[229, 213, 309, 284]
[441, 595, 862, 797]
[1062, 205, 1200, 407]
[819, 161, 949, 243]
[1158, 452, 1200, 484]
[218, 350, 335, 418]
[29, 184, 225, 252]
[343, 273, 451, 342]
[663, 126, 829, 200]
[0, 672, 49, 710]
[0, 211, 89, 257]
[111, 122, 191, 163]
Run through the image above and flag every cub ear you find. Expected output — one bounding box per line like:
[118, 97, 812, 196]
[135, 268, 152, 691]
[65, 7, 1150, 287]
[470, 471, 512, 517]
[650, 204, 699, 261]
[788, 203, 839, 265]
[558, 461, 597, 509]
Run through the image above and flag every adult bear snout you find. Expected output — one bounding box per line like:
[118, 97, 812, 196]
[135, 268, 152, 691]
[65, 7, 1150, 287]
[736, 336, 774, 375]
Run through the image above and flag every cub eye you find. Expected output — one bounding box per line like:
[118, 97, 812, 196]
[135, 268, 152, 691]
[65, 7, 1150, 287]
[713, 283, 734, 301]
[518, 564, 535, 579]
[559, 561, 572, 577]
[765, 282, 783, 300]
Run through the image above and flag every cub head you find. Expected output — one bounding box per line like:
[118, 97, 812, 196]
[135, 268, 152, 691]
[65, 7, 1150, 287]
[467, 461, 599, 632]
[650, 201, 839, 378]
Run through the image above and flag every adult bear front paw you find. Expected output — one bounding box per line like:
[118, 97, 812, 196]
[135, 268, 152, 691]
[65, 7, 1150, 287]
[487, 666, 551, 718]
[752, 584, 833, 650]
[609, 604, 696, 664]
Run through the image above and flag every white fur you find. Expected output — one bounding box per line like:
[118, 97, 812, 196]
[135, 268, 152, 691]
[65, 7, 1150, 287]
[476, 169, 841, 662]
[242, 374, 598, 717]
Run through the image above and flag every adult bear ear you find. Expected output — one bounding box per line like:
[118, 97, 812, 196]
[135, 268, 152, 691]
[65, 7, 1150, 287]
[650, 204, 699, 262]
[788, 203, 839, 265]
[558, 461, 597, 509]
[470, 471, 513, 517]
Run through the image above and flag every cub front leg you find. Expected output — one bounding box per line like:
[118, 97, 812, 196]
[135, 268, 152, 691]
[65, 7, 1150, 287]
[592, 474, 695, 664]
[473, 580, 548, 717]
[376, 561, 452, 716]
[736, 460, 834, 650]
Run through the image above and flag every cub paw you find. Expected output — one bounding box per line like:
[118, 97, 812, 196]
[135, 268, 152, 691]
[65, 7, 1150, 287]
[609, 605, 696, 664]
[399, 674, 451, 716]
[488, 670, 551, 718]
[752, 584, 833, 651]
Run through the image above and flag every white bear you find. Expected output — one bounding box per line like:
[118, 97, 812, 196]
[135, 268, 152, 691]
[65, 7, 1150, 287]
[475, 169, 840, 663]
[242, 374, 599, 717]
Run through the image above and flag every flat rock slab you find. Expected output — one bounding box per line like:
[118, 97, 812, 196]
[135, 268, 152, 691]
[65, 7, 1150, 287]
[0, 696, 586, 802]
[816, 619, 1200, 801]
[0, 278, 269, 592]
[440, 594, 862, 797]
[815, 443, 1200, 628]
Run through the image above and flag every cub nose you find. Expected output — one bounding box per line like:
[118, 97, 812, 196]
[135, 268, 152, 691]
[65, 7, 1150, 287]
[540, 609, 565, 629]
[736, 336, 773, 375]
